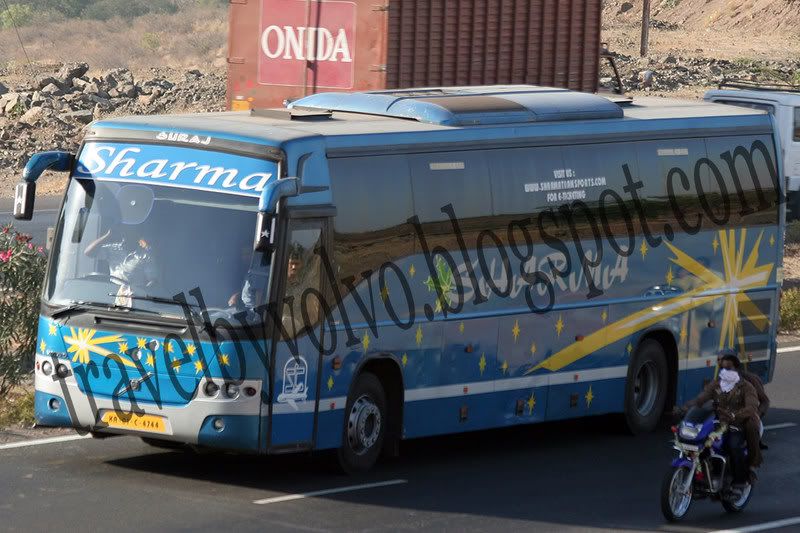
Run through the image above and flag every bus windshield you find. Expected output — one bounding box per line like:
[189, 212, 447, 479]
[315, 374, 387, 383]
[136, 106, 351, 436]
[45, 178, 271, 325]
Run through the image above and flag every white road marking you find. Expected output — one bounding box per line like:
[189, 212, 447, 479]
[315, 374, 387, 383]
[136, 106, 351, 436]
[763, 422, 797, 431]
[777, 345, 800, 354]
[253, 479, 408, 505]
[708, 516, 800, 533]
[0, 208, 60, 215]
[0, 434, 91, 450]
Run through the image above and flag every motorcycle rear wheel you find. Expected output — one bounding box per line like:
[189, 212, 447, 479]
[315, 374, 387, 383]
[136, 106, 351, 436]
[661, 466, 693, 522]
[722, 483, 753, 513]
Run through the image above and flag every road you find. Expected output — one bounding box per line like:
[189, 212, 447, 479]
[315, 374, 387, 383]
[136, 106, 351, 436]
[0, 196, 61, 246]
[1, 345, 799, 533]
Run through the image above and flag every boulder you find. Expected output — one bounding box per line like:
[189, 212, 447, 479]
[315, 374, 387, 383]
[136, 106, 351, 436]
[57, 62, 90, 83]
[35, 76, 62, 91]
[0, 82, 8, 96]
[59, 109, 94, 124]
[18, 107, 44, 125]
[40, 83, 64, 96]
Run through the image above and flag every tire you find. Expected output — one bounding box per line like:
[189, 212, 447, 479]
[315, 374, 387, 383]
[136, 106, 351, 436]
[661, 466, 694, 522]
[624, 338, 669, 434]
[722, 483, 753, 513]
[337, 372, 387, 474]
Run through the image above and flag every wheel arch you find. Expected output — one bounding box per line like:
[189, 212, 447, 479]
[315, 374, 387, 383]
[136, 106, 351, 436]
[352, 353, 404, 456]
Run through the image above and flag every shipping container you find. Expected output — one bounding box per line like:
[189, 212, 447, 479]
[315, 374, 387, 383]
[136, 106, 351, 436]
[227, 0, 603, 110]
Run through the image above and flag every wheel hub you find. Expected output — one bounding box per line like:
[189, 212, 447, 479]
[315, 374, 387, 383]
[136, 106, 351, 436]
[347, 395, 381, 456]
[634, 360, 659, 416]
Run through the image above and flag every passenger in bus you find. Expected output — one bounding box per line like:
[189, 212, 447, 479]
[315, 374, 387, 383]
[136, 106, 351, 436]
[84, 223, 158, 306]
[680, 352, 763, 486]
[280, 250, 320, 338]
[227, 247, 269, 323]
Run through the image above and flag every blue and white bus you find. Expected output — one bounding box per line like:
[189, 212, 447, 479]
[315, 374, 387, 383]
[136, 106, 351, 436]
[18, 86, 783, 471]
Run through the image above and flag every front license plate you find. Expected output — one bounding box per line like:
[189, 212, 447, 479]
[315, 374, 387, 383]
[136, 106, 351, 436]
[100, 411, 166, 433]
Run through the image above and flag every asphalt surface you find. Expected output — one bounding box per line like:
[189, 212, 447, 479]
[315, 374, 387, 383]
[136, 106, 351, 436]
[1, 346, 799, 533]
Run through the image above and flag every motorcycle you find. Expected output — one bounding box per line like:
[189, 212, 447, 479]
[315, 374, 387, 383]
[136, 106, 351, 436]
[661, 404, 754, 522]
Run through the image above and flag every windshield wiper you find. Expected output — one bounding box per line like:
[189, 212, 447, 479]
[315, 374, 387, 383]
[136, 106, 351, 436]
[122, 294, 216, 336]
[52, 300, 163, 319]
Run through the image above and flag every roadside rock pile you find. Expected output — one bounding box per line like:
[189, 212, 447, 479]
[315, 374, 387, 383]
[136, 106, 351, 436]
[601, 53, 800, 93]
[0, 63, 226, 172]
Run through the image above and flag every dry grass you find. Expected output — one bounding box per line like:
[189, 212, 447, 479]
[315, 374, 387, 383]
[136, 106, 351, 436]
[0, 5, 227, 72]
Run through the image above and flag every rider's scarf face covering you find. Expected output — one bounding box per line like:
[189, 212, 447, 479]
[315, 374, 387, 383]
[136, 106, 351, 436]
[719, 368, 740, 393]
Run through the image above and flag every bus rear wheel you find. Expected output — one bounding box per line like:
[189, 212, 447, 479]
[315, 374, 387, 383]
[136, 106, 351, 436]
[337, 372, 386, 473]
[624, 338, 668, 434]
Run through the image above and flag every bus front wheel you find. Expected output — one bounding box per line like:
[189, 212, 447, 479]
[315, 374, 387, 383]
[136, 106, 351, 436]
[337, 372, 387, 473]
[624, 338, 668, 434]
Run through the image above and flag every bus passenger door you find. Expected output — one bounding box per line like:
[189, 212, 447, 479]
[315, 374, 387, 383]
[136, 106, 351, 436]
[266, 217, 329, 452]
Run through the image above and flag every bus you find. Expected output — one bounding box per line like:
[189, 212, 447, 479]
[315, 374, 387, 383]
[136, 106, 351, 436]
[17, 85, 783, 472]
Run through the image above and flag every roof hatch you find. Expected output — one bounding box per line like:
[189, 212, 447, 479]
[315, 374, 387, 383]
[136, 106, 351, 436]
[287, 85, 623, 126]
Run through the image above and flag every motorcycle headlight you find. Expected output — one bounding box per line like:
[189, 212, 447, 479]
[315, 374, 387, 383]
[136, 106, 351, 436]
[679, 423, 700, 440]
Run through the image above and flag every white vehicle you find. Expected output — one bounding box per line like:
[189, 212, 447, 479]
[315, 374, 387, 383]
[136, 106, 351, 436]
[705, 81, 800, 219]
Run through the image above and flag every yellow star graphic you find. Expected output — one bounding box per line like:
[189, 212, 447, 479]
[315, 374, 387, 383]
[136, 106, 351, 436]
[219, 354, 230, 366]
[415, 325, 423, 346]
[193, 360, 204, 374]
[362, 331, 370, 352]
[555, 315, 564, 337]
[380, 285, 389, 302]
[186, 343, 196, 356]
[585, 385, 595, 407]
[479, 353, 487, 375]
[165, 342, 174, 354]
[48, 323, 57, 336]
[626, 342, 633, 354]
[408, 264, 416, 278]
[39, 339, 47, 354]
[118, 342, 129, 353]
[712, 235, 719, 254]
[770, 234, 775, 247]
[171, 358, 181, 372]
[64, 327, 127, 366]
[459, 321, 465, 334]
[601, 309, 608, 322]
[327, 375, 334, 390]
[665, 266, 674, 285]
[527, 392, 536, 415]
[145, 354, 155, 367]
[137, 337, 147, 349]
[680, 324, 687, 343]
[501, 360, 509, 374]
[640, 240, 648, 259]
[512, 320, 520, 342]
[530, 342, 536, 356]
[401, 353, 408, 367]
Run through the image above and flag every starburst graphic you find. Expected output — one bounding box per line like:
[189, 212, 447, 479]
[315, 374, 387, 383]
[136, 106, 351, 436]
[424, 256, 456, 314]
[64, 328, 128, 366]
[769, 234, 775, 247]
[479, 353, 487, 375]
[327, 375, 334, 390]
[639, 240, 648, 259]
[380, 285, 389, 302]
[165, 342, 174, 354]
[626, 342, 633, 354]
[512, 320, 520, 342]
[186, 343, 196, 356]
[401, 353, 408, 367]
[665, 266, 674, 285]
[585, 385, 595, 407]
[601, 310, 608, 322]
[137, 337, 147, 349]
[362, 332, 370, 352]
[415, 325, 423, 346]
[527, 229, 773, 374]
[712, 236, 719, 254]
[530, 342, 537, 356]
[527, 392, 536, 415]
[219, 354, 230, 366]
[145, 354, 155, 367]
[48, 323, 57, 336]
[555, 315, 564, 337]
[118, 342, 129, 353]
[408, 264, 416, 278]
[39, 339, 46, 354]
[459, 322, 465, 334]
[193, 360, 204, 374]
[501, 360, 509, 374]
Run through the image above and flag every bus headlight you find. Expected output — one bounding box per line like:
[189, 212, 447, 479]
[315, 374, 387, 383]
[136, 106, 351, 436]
[55, 363, 70, 379]
[224, 383, 240, 399]
[204, 381, 220, 397]
[41, 361, 53, 376]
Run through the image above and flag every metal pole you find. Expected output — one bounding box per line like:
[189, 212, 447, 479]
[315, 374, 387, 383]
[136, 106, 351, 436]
[640, 0, 651, 57]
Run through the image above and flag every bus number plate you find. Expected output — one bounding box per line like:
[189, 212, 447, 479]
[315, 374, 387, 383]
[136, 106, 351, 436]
[100, 411, 166, 433]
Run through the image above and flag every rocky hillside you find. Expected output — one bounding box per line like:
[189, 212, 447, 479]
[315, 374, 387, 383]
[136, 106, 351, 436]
[0, 62, 225, 197]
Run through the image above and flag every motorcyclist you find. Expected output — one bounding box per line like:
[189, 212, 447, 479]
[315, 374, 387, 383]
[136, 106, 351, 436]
[679, 352, 762, 487]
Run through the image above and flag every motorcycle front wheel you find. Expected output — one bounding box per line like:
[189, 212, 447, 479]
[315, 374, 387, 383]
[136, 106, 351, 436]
[661, 466, 694, 522]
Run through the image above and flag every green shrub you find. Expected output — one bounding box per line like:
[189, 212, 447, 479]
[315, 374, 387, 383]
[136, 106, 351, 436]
[0, 3, 35, 29]
[786, 221, 800, 244]
[780, 287, 800, 331]
[141, 32, 162, 52]
[82, 0, 177, 21]
[0, 390, 35, 427]
[0, 225, 47, 397]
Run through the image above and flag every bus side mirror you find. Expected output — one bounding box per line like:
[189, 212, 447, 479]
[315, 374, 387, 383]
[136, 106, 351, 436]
[13, 182, 35, 220]
[254, 177, 300, 252]
[14, 151, 74, 221]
